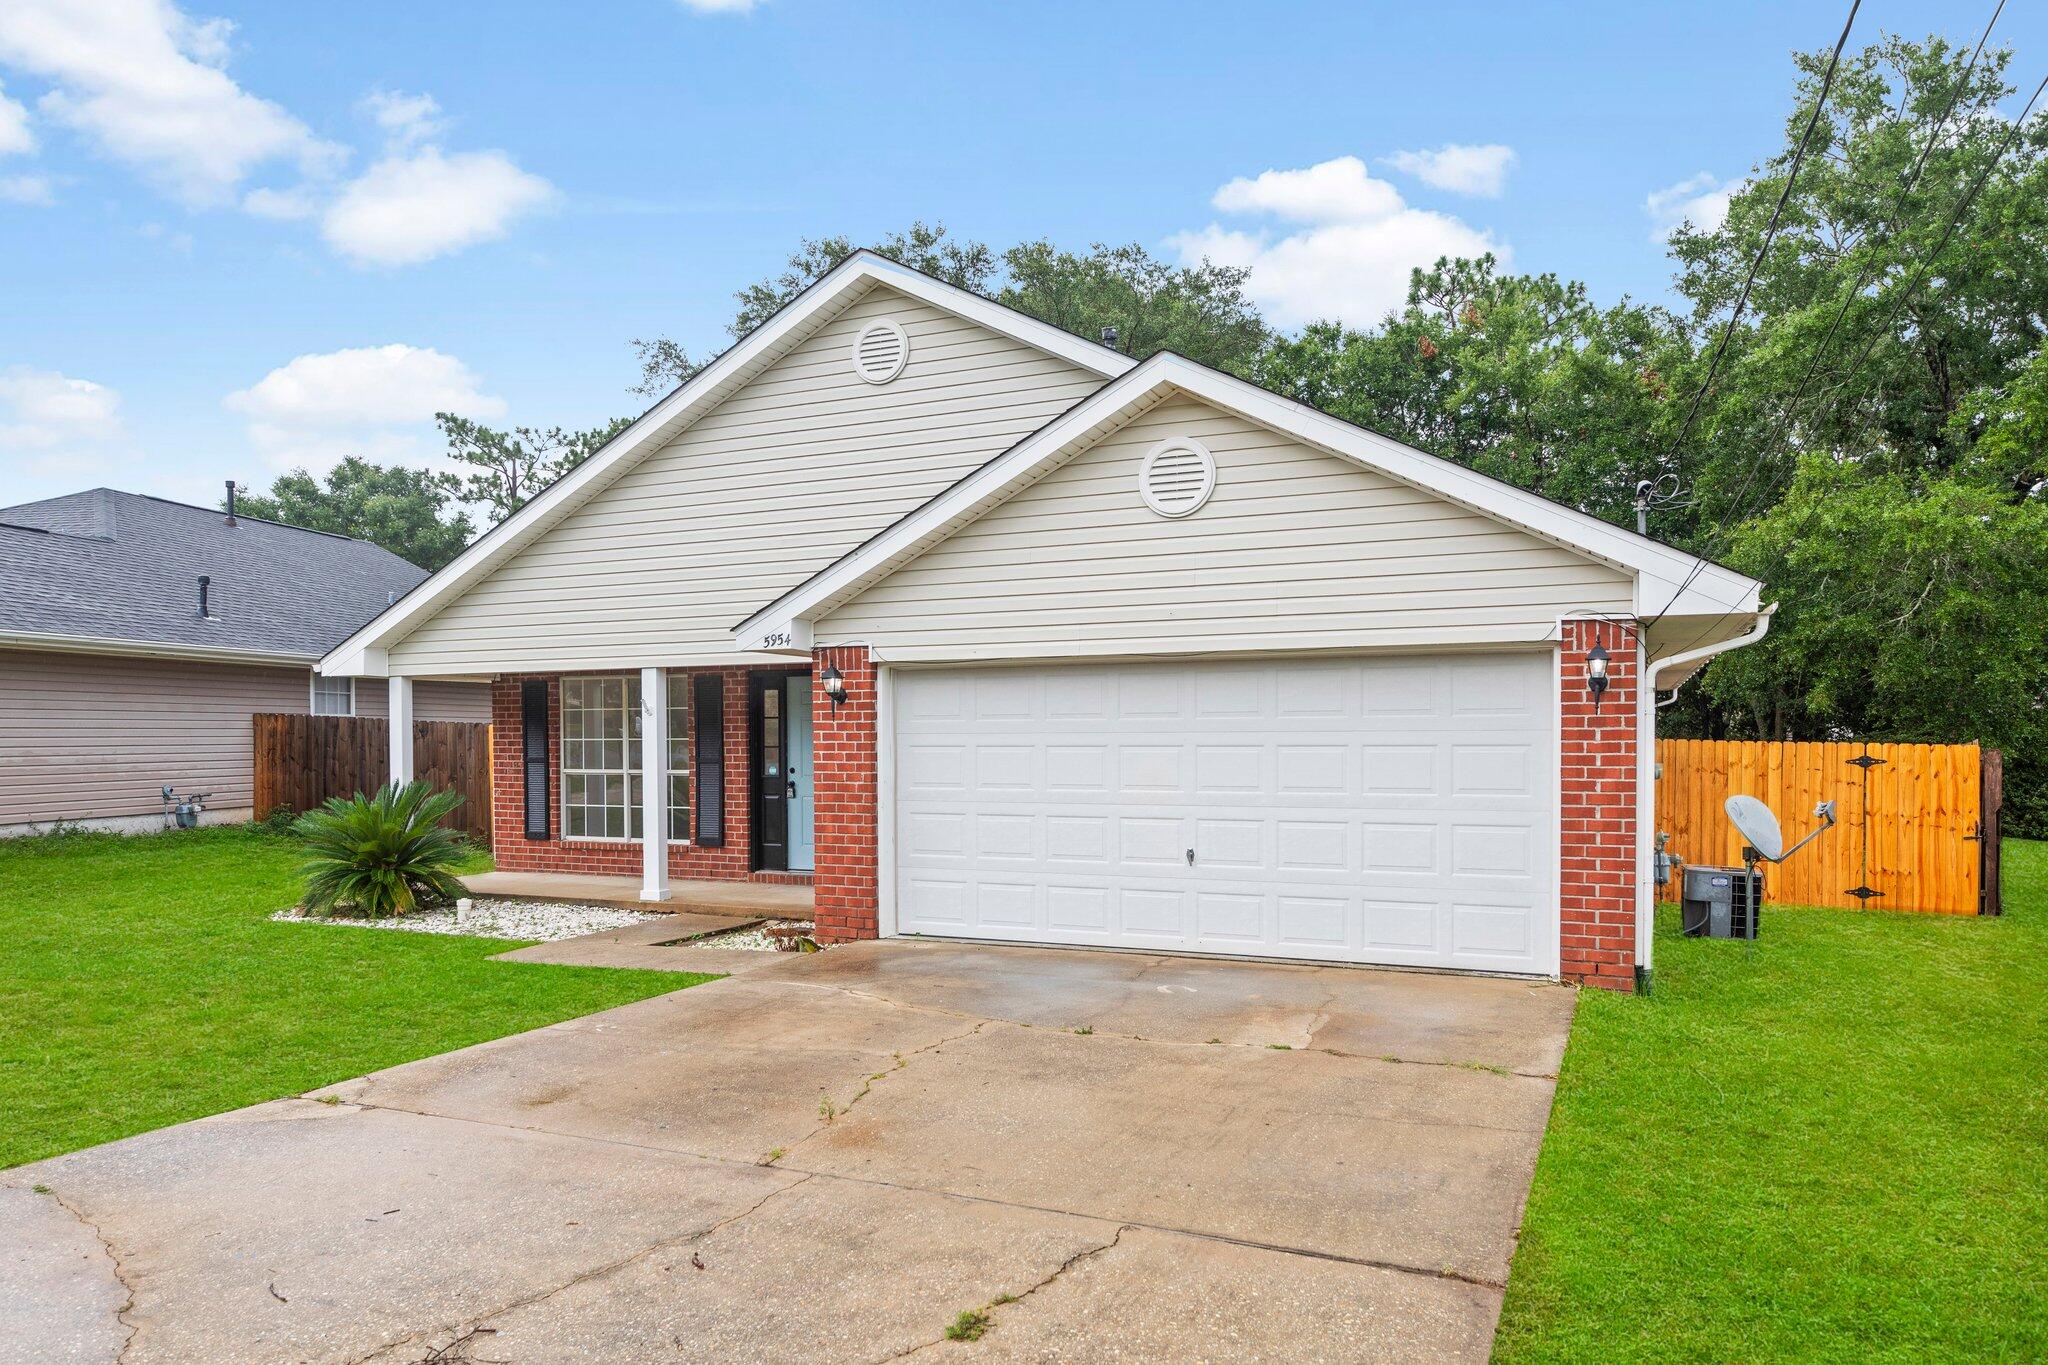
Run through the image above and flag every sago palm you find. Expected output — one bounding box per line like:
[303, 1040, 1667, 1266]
[293, 781, 469, 918]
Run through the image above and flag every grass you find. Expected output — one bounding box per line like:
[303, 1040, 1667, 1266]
[0, 825, 707, 1169]
[1496, 839, 2048, 1362]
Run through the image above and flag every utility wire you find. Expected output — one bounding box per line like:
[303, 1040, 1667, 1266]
[1659, 52, 2046, 665]
[1647, 0, 2009, 636]
[1643, 0, 1864, 555]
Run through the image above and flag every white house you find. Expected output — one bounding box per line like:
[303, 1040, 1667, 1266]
[322, 252, 1766, 989]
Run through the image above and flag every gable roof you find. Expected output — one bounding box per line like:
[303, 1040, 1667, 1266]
[734, 352, 1764, 650]
[0, 488, 430, 664]
[320, 251, 1136, 676]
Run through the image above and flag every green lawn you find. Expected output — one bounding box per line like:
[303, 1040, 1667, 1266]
[1497, 839, 2048, 1362]
[0, 825, 703, 1170]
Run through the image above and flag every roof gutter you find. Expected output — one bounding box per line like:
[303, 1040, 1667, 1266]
[1633, 602, 1777, 984]
[0, 629, 319, 668]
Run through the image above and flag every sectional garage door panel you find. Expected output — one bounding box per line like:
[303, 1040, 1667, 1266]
[891, 654, 1557, 975]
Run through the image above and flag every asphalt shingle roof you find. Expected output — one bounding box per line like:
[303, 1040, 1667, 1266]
[0, 488, 428, 658]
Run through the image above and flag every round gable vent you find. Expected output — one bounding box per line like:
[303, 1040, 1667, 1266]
[852, 319, 910, 384]
[1138, 437, 1217, 518]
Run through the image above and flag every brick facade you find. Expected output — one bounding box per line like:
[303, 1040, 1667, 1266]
[1558, 618, 1640, 991]
[810, 646, 880, 944]
[488, 669, 758, 881]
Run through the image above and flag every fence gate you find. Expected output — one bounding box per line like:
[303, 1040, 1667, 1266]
[1656, 740, 2001, 916]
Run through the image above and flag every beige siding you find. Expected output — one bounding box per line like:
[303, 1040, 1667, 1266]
[819, 394, 1634, 661]
[0, 649, 488, 824]
[388, 284, 1105, 674]
[356, 678, 492, 723]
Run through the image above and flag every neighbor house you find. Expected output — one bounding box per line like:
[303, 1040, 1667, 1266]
[0, 488, 489, 835]
[322, 253, 1766, 989]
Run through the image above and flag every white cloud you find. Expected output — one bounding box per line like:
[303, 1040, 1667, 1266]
[0, 77, 34, 157]
[0, 366, 125, 480]
[1382, 143, 1516, 198]
[1646, 171, 1738, 242]
[1170, 155, 1508, 329]
[224, 343, 503, 472]
[241, 183, 316, 220]
[675, 0, 762, 12]
[1, 172, 54, 204]
[359, 89, 444, 148]
[320, 146, 553, 267]
[0, 0, 344, 205]
[1212, 156, 1403, 224]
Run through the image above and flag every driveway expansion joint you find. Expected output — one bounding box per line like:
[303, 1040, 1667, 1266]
[354, 1173, 820, 1364]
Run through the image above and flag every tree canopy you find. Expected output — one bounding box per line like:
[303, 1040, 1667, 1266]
[229, 458, 473, 571]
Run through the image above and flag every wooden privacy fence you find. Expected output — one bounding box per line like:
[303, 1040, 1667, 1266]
[1656, 740, 2001, 916]
[253, 713, 493, 846]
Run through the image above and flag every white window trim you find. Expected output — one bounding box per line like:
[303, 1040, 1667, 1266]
[559, 673, 696, 845]
[310, 673, 355, 717]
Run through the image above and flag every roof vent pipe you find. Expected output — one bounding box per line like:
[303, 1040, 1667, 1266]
[224, 480, 237, 527]
[197, 575, 211, 619]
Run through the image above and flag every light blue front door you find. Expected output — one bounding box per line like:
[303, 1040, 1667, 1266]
[785, 675, 815, 872]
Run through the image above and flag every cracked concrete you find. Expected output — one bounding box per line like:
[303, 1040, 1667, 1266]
[2, 938, 1572, 1362]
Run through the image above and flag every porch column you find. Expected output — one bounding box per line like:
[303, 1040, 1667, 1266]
[387, 676, 415, 786]
[640, 666, 670, 902]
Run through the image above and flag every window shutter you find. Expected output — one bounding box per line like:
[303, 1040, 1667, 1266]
[694, 673, 725, 847]
[521, 680, 550, 840]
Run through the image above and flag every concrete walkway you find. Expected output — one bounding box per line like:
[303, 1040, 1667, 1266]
[3, 941, 1574, 1363]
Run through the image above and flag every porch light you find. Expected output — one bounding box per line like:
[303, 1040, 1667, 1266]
[1586, 642, 1611, 709]
[821, 664, 847, 707]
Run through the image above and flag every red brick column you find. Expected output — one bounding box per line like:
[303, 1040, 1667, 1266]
[811, 646, 879, 943]
[1559, 619, 1640, 990]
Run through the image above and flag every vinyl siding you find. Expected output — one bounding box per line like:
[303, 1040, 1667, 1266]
[0, 648, 487, 824]
[819, 394, 1635, 661]
[387, 285, 1105, 674]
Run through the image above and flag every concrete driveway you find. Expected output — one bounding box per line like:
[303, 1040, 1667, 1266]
[4, 940, 1574, 1363]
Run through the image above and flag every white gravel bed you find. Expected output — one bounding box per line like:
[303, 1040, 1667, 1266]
[695, 919, 816, 951]
[271, 898, 666, 942]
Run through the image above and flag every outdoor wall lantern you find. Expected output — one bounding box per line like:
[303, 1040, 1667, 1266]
[1586, 642, 1611, 709]
[820, 664, 847, 707]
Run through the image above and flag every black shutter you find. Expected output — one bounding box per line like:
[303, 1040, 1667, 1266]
[694, 673, 725, 847]
[521, 680, 550, 840]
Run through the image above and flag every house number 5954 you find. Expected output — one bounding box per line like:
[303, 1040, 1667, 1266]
[757, 631, 792, 648]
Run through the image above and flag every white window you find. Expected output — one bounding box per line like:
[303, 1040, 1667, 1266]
[311, 674, 355, 717]
[561, 675, 692, 841]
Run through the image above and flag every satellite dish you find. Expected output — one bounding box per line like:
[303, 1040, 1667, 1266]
[1725, 796, 1784, 860]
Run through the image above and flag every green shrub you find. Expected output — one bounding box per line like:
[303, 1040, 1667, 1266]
[292, 781, 468, 918]
[256, 805, 299, 835]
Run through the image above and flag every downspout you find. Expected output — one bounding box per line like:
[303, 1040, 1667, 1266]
[1634, 603, 1777, 988]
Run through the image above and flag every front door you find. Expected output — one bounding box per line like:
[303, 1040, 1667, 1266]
[752, 671, 814, 872]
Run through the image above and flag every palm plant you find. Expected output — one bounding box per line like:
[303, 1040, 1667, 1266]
[292, 781, 469, 918]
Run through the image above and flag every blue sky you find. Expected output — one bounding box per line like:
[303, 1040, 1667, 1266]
[3, 0, 2038, 510]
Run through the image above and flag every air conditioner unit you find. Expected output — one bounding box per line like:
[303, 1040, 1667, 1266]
[1681, 865, 1761, 940]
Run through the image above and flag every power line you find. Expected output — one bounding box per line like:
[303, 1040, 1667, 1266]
[1645, 0, 1864, 526]
[1645, 0, 2008, 632]
[1660, 54, 2046, 664]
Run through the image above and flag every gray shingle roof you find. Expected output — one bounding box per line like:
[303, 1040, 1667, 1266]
[0, 488, 429, 658]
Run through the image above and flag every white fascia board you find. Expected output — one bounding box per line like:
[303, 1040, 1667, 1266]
[737, 352, 1765, 641]
[317, 251, 1135, 678]
[0, 630, 317, 669]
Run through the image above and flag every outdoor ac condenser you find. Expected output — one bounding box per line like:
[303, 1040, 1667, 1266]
[1681, 865, 1762, 940]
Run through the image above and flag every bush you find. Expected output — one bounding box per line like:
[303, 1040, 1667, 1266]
[256, 805, 299, 835]
[292, 781, 469, 918]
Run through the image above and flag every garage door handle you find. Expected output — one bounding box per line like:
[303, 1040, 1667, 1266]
[1186, 848, 1195, 866]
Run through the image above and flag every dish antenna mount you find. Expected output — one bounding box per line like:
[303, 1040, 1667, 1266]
[1724, 795, 1837, 874]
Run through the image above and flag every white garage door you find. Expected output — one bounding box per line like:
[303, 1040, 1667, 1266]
[890, 654, 1557, 975]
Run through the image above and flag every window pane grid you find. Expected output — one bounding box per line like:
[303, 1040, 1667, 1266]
[560, 674, 693, 841]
